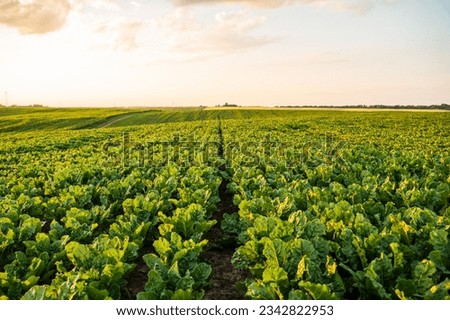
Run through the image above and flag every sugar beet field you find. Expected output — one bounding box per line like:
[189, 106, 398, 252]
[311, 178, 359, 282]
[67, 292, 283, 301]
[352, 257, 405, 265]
[0, 107, 449, 300]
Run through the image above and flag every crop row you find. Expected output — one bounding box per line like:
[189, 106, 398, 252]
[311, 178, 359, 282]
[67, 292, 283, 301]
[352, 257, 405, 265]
[1, 112, 449, 300]
[0, 122, 222, 300]
[221, 118, 450, 299]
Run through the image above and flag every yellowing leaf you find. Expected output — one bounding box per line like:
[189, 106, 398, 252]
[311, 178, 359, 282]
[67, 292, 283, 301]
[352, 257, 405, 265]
[296, 255, 307, 279]
[326, 256, 337, 276]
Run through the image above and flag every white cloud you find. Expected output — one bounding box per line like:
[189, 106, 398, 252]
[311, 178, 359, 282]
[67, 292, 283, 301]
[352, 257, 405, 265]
[206, 11, 274, 51]
[0, 0, 397, 35]
[96, 18, 145, 51]
[154, 7, 199, 33]
[0, 0, 71, 34]
[172, 0, 292, 8]
[173, 0, 398, 14]
[155, 8, 275, 58]
[0, 0, 121, 34]
[72, 0, 120, 11]
[131, 1, 142, 8]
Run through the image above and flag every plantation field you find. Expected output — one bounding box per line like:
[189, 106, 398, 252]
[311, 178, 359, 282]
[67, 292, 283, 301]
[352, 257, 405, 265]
[0, 106, 449, 300]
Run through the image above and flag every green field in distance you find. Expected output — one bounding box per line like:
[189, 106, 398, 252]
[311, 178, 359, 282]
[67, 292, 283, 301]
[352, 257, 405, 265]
[0, 106, 449, 300]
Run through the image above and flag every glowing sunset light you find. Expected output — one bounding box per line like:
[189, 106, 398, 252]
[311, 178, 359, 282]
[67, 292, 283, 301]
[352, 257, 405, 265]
[0, 0, 449, 107]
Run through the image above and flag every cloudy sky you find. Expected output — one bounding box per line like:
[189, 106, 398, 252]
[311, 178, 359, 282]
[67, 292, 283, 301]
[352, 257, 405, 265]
[0, 0, 449, 107]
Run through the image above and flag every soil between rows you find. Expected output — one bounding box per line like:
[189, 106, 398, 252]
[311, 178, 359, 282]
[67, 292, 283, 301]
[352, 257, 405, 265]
[123, 180, 247, 300]
[124, 120, 247, 300]
[202, 178, 248, 300]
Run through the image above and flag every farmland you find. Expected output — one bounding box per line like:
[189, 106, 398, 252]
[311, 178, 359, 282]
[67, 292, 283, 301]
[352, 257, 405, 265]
[0, 106, 449, 300]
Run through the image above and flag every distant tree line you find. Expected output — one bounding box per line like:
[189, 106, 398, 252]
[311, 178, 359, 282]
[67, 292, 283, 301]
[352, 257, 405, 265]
[275, 104, 450, 110]
[0, 104, 46, 108]
[213, 103, 240, 107]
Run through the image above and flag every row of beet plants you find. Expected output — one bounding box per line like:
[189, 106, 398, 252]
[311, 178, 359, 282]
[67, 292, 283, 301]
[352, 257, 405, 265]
[1, 123, 222, 299]
[221, 119, 450, 300]
[136, 145, 223, 299]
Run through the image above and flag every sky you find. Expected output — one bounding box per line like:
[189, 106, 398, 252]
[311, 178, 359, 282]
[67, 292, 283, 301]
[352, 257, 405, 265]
[0, 0, 449, 107]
